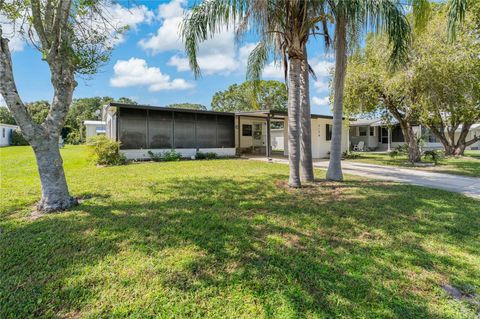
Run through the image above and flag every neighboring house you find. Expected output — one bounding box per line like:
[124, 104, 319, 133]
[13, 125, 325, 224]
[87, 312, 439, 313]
[104, 102, 349, 160]
[84, 120, 106, 139]
[0, 123, 19, 146]
[349, 118, 480, 151]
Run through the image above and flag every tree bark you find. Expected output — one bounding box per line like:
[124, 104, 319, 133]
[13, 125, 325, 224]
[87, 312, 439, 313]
[299, 45, 314, 183]
[287, 57, 302, 188]
[428, 122, 479, 156]
[0, 23, 77, 212]
[33, 138, 77, 212]
[399, 121, 421, 163]
[327, 14, 347, 181]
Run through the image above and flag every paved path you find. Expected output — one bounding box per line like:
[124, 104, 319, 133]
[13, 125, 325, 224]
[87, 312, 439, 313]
[248, 157, 480, 199]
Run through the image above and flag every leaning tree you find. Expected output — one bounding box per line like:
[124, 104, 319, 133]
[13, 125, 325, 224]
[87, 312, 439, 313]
[0, 0, 120, 212]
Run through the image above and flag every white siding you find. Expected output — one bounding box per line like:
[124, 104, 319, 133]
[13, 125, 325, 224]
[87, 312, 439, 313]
[0, 124, 19, 146]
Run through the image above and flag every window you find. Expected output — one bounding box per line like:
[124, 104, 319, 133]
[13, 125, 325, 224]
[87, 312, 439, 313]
[119, 108, 147, 149]
[242, 124, 252, 136]
[174, 112, 196, 148]
[196, 113, 217, 148]
[359, 127, 367, 136]
[148, 110, 173, 148]
[370, 127, 375, 136]
[326, 124, 332, 141]
[2, 128, 4, 138]
[391, 126, 405, 142]
[217, 115, 235, 147]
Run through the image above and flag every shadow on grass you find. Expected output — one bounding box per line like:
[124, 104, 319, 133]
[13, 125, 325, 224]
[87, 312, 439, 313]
[1, 174, 479, 318]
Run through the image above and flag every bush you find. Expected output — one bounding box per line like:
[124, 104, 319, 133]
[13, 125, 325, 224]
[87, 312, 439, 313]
[87, 135, 126, 166]
[343, 151, 360, 159]
[423, 150, 443, 164]
[162, 150, 182, 161]
[148, 150, 182, 162]
[11, 129, 29, 146]
[195, 152, 219, 160]
[65, 131, 81, 145]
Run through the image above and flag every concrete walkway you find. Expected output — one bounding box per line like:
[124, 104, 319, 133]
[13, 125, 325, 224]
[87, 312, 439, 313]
[248, 157, 480, 199]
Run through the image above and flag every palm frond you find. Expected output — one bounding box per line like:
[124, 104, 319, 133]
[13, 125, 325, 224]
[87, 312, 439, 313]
[447, 0, 468, 42]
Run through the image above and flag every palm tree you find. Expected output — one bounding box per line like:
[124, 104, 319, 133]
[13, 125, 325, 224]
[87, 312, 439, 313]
[182, 0, 327, 187]
[323, 0, 411, 181]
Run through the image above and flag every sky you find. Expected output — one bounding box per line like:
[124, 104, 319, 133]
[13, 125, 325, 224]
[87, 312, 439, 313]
[0, 0, 335, 115]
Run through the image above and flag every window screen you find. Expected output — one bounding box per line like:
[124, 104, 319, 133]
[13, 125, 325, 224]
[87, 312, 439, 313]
[119, 108, 147, 149]
[174, 112, 196, 148]
[359, 127, 367, 136]
[370, 127, 375, 136]
[391, 126, 405, 142]
[217, 115, 235, 147]
[326, 124, 332, 141]
[196, 113, 217, 148]
[149, 110, 173, 148]
[242, 124, 252, 136]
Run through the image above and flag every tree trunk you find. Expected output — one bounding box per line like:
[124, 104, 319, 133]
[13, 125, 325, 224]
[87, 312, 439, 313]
[401, 123, 421, 163]
[33, 138, 77, 212]
[0, 26, 77, 212]
[299, 45, 314, 183]
[287, 57, 302, 188]
[327, 14, 347, 181]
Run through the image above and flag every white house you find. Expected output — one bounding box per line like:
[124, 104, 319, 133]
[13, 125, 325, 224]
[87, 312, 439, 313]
[0, 123, 19, 146]
[83, 120, 106, 139]
[349, 118, 480, 151]
[104, 102, 349, 160]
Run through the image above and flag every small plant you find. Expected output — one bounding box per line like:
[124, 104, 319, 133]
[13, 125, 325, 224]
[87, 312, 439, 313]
[423, 150, 443, 164]
[205, 152, 218, 159]
[388, 150, 400, 158]
[11, 129, 29, 146]
[343, 151, 360, 159]
[162, 150, 182, 161]
[195, 152, 207, 160]
[148, 151, 163, 162]
[87, 135, 126, 166]
[65, 131, 81, 145]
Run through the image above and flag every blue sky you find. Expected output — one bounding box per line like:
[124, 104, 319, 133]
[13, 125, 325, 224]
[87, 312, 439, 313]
[1, 0, 335, 115]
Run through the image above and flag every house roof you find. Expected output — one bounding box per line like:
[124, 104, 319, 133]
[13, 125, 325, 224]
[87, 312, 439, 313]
[108, 102, 235, 116]
[349, 118, 391, 127]
[0, 123, 19, 129]
[235, 109, 338, 120]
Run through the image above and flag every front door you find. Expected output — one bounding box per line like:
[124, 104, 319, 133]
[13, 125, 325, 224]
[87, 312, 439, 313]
[252, 122, 264, 147]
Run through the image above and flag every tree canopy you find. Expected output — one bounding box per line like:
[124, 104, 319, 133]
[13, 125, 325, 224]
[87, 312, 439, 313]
[211, 80, 287, 113]
[166, 103, 207, 111]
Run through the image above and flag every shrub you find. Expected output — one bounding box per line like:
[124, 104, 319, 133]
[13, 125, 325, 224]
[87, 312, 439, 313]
[195, 152, 219, 160]
[148, 151, 163, 162]
[205, 152, 218, 159]
[423, 150, 443, 164]
[148, 150, 182, 162]
[65, 131, 81, 145]
[162, 150, 182, 161]
[343, 151, 360, 159]
[87, 135, 126, 166]
[195, 152, 207, 160]
[11, 129, 29, 146]
[388, 150, 400, 158]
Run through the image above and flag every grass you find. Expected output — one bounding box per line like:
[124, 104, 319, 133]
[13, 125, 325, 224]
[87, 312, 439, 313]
[1, 145, 479, 318]
[346, 151, 480, 177]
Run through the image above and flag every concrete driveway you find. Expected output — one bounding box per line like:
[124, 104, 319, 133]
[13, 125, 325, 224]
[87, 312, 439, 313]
[248, 157, 480, 199]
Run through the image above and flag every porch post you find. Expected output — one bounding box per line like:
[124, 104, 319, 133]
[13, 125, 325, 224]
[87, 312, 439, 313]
[266, 114, 271, 159]
[237, 115, 241, 155]
[388, 127, 392, 152]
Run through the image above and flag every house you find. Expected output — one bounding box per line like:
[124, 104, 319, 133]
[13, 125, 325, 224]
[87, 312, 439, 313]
[0, 123, 19, 146]
[103, 102, 349, 160]
[349, 118, 480, 151]
[84, 120, 106, 139]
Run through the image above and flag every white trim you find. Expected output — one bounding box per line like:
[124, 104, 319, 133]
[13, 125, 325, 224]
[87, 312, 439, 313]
[121, 148, 236, 160]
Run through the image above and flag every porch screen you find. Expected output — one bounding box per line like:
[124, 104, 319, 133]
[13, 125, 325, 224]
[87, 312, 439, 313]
[174, 112, 196, 148]
[148, 110, 173, 148]
[119, 108, 147, 149]
[217, 115, 235, 147]
[196, 113, 217, 148]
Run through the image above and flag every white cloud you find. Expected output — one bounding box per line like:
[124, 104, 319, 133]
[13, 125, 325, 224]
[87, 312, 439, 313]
[262, 62, 285, 79]
[110, 58, 194, 91]
[311, 59, 334, 77]
[0, 17, 26, 52]
[140, 0, 244, 75]
[312, 96, 330, 106]
[314, 79, 329, 92]
[79, 3, 154, 46]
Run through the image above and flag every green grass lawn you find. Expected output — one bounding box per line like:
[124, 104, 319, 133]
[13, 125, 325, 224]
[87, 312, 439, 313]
[346, 151, 480, 177]
[1, 146, 479, 318]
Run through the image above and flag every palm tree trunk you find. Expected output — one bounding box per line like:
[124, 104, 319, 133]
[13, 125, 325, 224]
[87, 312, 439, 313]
[300, 45, 314, 183]
[327, 14, 347, 181]
[288, 57, 302, 188]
